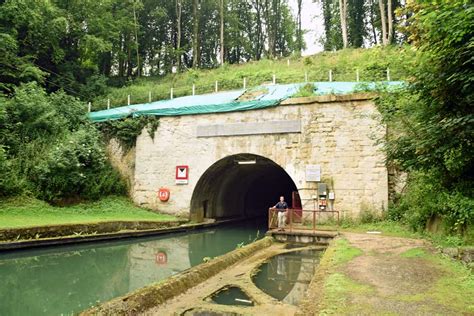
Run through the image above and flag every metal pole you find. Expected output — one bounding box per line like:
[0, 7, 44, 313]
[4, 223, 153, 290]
[329, 69, 333, 82]
[215, 80, 218, 92]
[170, 88, 174, 99]
[127, 95, 130, 106]
[107, 99, 110, 110]
[287, 59, 290, 67]
[192, 84, 195, 96]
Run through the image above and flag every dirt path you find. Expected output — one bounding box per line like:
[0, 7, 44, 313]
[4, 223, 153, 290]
[300, 232, 474, 315]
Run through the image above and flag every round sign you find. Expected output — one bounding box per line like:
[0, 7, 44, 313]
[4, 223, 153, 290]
[155, 251, 167, 265]
[158, 188, 170, 202]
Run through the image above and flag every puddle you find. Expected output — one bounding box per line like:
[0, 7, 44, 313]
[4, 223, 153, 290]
[210, 286, 254, 306]
[252, 249, 321, 306]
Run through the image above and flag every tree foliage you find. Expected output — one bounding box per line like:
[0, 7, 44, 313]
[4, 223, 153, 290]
[378, 0, 473, 233]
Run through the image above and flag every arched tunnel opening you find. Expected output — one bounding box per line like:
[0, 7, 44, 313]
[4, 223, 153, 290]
[190, 154, 298, 220]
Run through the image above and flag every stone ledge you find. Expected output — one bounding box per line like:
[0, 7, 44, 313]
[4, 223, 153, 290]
[81, 237, 274, 315]
[281, 93, 376, 105]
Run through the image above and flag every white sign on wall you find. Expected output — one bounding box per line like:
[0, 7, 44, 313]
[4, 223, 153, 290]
[305, 165, 321, 182]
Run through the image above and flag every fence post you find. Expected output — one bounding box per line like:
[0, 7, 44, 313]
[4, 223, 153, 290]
[192, 84, 195, 96]
[87, 102, 91, 113]
[127, 95, 130, 106]
[356, 69, 360, 82]
[287, 59, 290, 67]
[386, 68, 391, 81]
[329, 69, 333, 82]
[148, 91, 152, 103]
[243, 77, 247, 89]
[215, 80, 218, 92]
[107, 99, 110, 110]
[305, 71, 308, 83]
[170, 88, 174, 99]
[272, 74, 276, 85]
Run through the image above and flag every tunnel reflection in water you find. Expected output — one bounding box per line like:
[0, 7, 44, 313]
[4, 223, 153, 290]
[252, 249, 322, 306]
[191, 154, 298, 220]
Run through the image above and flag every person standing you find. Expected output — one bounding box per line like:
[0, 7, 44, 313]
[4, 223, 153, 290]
[272, 196, 288, 231]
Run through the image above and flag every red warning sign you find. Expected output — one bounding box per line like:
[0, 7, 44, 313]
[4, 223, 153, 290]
[155, 251, 167, 265]
[175, 165, 189, 184]
[158, 188, 170, 202]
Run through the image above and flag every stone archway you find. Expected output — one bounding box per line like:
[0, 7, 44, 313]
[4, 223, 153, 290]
[190, 153, 298, 220]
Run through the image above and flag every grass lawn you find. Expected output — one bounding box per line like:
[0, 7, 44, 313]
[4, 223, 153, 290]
[0, 195, 177, 229]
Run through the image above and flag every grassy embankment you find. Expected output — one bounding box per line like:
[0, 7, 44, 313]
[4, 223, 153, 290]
[93, 46, 417, 110]
[303, 237, 474, 315]
[0, 196, 176, 229]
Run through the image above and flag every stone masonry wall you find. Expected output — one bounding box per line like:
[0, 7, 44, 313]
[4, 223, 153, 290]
[127, 94, 387, 218]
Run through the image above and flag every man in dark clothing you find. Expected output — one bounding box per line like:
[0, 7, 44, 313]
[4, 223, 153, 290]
[272, 196, 288, 231]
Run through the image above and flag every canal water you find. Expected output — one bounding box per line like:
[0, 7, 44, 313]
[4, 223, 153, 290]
[0, 219, 265, 316]
[252, 248, 322, 306]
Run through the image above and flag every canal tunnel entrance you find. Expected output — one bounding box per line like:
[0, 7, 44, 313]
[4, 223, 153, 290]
[190, 154, 298, 220]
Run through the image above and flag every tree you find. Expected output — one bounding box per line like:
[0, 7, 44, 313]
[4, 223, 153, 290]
[339, 0, 348, 48]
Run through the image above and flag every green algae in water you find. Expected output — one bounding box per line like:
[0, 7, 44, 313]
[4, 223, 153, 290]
[252, 249, 321, 306]
[211, 286, 254, 306]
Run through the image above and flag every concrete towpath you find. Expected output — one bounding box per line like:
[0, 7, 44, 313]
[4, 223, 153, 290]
[299, 232, 474, 315]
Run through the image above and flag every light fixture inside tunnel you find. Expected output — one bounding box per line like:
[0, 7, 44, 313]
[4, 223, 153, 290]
[236, 160, 257, 165]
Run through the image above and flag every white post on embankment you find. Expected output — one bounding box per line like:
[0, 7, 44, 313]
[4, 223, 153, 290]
[107, 99, 110, 110]
[329, 70, 333, 82]
[127, 95, 131, 106]
[272, 74, 276, 85]
[87, 102, 91, 112]
[170, 88, 174, 99]
[148, 91, 152, 103]
[243, 78, 247, 89]
[287, 59, 290, 67]
[356, 69, 360, 82]
[215, 81, 218, 92]
[305, 71, 308, 83]
[386, 68, 391, 81]
[192, 84, 196, 96]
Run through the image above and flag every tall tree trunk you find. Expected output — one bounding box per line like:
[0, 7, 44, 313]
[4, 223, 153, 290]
[369, 0, 378, 45]
[297, 0, 302, 53]
[379, 0, 388, 45]
[133, 0, 140, 77]
[387, 0, 393, 44]
[176, 0, 182, 71]
[220, 0, 225, 65]
[339, 0, 348, 48]
[192, 0, 200, 68]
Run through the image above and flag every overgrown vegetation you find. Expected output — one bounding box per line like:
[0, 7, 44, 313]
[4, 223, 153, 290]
[375, 1, 473, 236]
[0, 195, 176, 229]
[0, 83, 126, 202]
[94, 46, 416, 109]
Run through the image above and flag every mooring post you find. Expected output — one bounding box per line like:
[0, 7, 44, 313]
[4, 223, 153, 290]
[243, 77, 247, 89]
[107, 99, 110, 110]
[87, 102, 91, 113]
[386, 68, 391, 81]
[192, 84, 195, 96]
[272, 74, 276, 85]
[127, 95, 130, 106]
[148, 91, 152, 103]
[215, 81, 218, 92]
[170, 87, 174, 99]
[356, 69, 360, 82]
[329, 69, 333, 82]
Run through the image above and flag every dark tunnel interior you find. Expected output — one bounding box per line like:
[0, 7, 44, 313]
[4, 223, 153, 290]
[190, 154, 298, 219]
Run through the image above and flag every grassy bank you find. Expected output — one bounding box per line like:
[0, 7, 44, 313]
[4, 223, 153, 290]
[93, 46, 417, 110]
[0, 196, 176, 229]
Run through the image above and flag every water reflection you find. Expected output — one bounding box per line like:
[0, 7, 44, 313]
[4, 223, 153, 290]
[0, 220, 265, 316]
[252, 249, 321, 306]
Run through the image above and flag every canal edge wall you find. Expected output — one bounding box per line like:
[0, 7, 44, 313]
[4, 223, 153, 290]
[81, 237, 274, 316]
